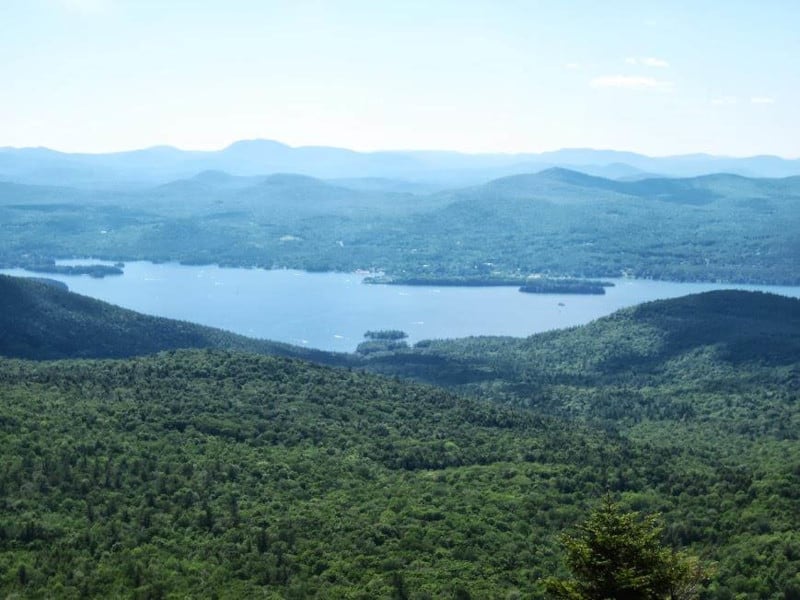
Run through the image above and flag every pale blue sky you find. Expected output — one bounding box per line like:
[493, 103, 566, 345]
[2, 0, 798, 156]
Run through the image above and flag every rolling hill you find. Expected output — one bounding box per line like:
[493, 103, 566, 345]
[383, 169, 800, 284]
[2, 168, 800, 284]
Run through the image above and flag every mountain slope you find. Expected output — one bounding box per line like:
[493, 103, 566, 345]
[0, 349, 589, 597]
[0, 275, 345, 364]
[366, 290, 800, 429]
[388, 170, 800, 283]
[361, 290, 800, 598]
[368, 289, 800, 378]
[453, 167, 800, 205]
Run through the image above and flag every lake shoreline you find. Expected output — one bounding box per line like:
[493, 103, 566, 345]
[20, 257, 800, 289]
[3, 261, 800, 353]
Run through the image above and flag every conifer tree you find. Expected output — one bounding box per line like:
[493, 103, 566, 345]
[545, 496, 709, 599]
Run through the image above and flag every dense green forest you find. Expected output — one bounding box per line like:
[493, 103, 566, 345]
[1, 279, 799, 597]
[0, 350, 647, 598]
[2, 168, 799, 284]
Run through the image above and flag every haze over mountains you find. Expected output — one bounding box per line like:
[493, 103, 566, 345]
[3, 139, 799, 600]
[2, 139, 800, 189]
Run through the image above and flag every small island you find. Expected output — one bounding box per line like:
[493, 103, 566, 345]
[25, 262, 124, 278]
[357, 329, 410, 355]
[519, 278, 614, 295]
[364, 329, 408, 340]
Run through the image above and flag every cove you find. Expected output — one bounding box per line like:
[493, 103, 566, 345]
[3, 261, 800, 352]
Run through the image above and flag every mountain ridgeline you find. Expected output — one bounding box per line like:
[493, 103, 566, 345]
[2, 166, 800, 284]
[3, 140, 800, 188]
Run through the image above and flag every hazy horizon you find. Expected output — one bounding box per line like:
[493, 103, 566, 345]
[2, 1, 798, 157]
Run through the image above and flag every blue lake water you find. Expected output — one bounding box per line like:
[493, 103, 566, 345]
[4, 261, 800, 352]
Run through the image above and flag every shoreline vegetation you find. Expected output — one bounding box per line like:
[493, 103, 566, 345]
[9, 260, 800, 292]
[363, 329, 409, 340]
[16, 262, 615, 293]
[363, 274, 530, 286]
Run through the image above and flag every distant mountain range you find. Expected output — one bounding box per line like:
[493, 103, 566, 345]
[2, 139, 799, 188]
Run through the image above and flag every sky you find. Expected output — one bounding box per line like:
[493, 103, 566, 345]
[1, 0, 798, 157]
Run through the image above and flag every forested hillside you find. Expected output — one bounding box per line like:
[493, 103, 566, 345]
[387, 171, 800, 283]
[2, 169, 799, 283]
[365, 290, 800, 453]
[0, 275, 345, 365]
[1, 349, 798, 598]
[0, 350, 639, 598]
[364, 290, 800, 421]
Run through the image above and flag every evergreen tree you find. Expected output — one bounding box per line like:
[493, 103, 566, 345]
[545, 496, 709, 599]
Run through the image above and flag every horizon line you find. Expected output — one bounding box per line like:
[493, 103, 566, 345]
[1, 138, 799, 161]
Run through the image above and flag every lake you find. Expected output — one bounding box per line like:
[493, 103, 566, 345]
[4, 261, 800, 352]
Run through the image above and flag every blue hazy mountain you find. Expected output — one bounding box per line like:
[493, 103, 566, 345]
[2, 139, 799, 188]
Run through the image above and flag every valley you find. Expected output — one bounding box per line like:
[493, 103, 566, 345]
[3, 265, 799, 352]
[1, 276, 799, 598]
[4, 3, 800, 597]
